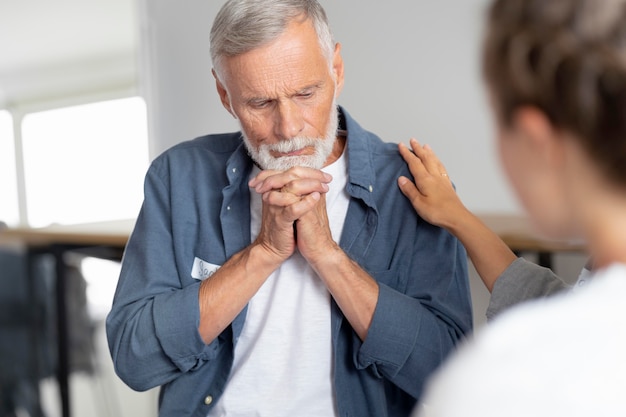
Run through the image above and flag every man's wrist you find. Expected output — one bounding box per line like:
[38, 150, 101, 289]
[306, 242, 345, 274]
[248, 239, 289, 271]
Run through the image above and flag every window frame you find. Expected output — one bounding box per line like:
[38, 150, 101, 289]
[2, 88, 148, 227]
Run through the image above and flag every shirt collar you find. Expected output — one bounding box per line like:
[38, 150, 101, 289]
[339, 106, 377, 197]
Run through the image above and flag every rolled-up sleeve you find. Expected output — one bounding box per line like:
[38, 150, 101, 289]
[355, 224, 472, 399]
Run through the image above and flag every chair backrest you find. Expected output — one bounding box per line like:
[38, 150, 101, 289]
[0, 249, 56, 383]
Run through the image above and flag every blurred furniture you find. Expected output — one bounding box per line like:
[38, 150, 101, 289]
[478, 213, 586, 269]
[0, 220, 133, 417]
[0, 248, 53, 417]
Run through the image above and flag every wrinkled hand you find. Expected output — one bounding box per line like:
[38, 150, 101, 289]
[249, 167, 333, 263]
[397, 138, 467, 229]
[295, 191, 339, 266]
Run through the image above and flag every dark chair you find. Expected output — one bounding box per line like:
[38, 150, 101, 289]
[0, 247, 94, 417]
[0, 248, 55, 417]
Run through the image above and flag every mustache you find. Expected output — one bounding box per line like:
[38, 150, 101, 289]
[262, 136, 325, 153]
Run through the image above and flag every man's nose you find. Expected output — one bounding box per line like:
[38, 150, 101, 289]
[274, 100, 305, 140]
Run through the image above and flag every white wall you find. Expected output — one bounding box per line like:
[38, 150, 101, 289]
[139, 0, 523, 214]
[0, 0, 138, 111]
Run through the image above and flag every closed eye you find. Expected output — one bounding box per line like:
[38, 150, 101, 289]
[248, 99, 273, 109]
[296, 91, 314, 99]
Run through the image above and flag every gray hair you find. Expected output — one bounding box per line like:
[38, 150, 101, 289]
[210, 0, 335, 80]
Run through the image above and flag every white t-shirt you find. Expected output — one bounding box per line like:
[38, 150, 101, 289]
[414, 263, 626, 417]
[208, 153, 350, 417]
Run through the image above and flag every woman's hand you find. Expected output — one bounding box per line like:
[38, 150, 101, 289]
[397, 138, 469, 230]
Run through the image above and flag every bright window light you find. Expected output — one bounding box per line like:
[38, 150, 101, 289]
[21, 97, 149, 227]
[81, 257, 122, 321]
[0, 110, 19, 226]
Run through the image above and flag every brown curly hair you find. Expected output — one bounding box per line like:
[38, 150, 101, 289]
[483, 0, 626, 185]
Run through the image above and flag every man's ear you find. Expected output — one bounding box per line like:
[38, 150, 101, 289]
[512, 106, 564, 167]
[213, 69, 236, 118]
[332, 43, 345, 98]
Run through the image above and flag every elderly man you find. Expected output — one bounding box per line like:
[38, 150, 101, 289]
[106, 1, 472, 416]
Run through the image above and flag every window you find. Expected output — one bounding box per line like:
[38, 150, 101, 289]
[0, 110, 19, 226]
[21, 97, 149, 227]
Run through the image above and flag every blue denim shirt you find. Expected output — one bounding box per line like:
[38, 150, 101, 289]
[106, 107, 472, 417]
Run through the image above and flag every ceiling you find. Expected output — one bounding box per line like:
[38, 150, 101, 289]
[0, 0, 138, 106]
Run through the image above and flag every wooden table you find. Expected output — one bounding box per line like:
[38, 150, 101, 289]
[0, 219, 134, 417]
[0, 219, 134, 248]
[0, 215, 585, 417]
[477, 213, 586, 268]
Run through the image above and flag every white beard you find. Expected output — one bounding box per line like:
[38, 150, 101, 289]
[242, 104, 339, 171]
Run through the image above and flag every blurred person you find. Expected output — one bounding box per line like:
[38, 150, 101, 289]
[405, 0, 626, 415]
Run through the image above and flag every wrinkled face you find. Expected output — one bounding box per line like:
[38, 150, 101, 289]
[242, 102, 338, 171]
[214, 17, 345, 170]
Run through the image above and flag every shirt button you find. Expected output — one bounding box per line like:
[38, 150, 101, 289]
[368, 185, 374, 193]
[226, 206, 231, 211]
[204, 395, 213, 405]
[232, 168, 237, 173]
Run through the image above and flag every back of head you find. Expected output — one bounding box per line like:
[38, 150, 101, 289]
[483, 0, 626, 186]
[210, 0, 334, 81]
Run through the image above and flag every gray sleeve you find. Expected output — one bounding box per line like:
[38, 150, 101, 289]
[486, 257, 571, 321]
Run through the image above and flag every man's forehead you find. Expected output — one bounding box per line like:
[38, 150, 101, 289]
[222, 43, 330, 98]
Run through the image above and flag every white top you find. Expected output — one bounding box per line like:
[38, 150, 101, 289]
[208, 152, 350, 417]
[414, 263, 626, 417]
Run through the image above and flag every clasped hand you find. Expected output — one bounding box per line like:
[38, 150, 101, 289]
[249, 166, 335, 264]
